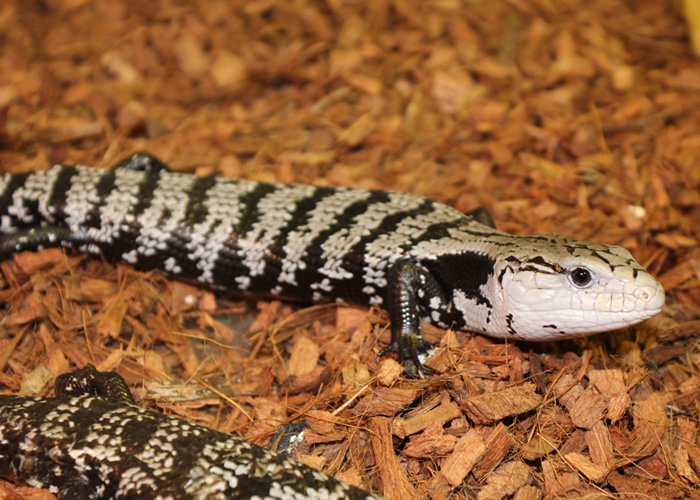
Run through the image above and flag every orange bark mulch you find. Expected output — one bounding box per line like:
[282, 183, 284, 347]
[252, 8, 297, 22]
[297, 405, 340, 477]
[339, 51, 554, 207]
[1, 1, 699, 499]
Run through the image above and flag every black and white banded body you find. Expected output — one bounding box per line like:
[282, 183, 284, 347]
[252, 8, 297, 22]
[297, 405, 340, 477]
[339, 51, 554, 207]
[0, 154, 665, 368]
[0, 365, 385, 500]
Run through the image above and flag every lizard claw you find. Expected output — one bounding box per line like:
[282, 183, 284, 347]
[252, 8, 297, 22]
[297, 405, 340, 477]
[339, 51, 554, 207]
[378, 334, 434, 376]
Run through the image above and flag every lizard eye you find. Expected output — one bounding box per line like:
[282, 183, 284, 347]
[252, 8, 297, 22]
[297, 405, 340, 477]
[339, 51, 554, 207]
[569, 267, 593, 288]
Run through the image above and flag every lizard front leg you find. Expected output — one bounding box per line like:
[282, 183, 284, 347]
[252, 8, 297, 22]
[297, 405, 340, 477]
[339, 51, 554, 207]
[379, 259, 450, 374]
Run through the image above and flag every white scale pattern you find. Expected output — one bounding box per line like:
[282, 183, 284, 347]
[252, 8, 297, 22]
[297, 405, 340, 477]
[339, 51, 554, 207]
[311, 192, 424, 304]
[361, 201, 465, 303]
[64, 166, 105, 236]
[122, 171, 196, 270]
[185, 178, 258, 284]
[2, 166, 62, 232]
[278, 187, 372, 287]
[93, 168, 147, 244]
[235, 183, 318, 291]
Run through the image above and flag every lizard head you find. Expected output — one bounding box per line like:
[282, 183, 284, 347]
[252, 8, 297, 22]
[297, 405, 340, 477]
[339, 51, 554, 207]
[492, 236, 665, 340]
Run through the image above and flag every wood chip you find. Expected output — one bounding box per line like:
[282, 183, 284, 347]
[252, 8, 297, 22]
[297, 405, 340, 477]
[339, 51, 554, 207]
[563, 452, 607, 482]
[462, 383, 542, 425]
[476, 461, 530, 500]
[513, 486, 542, 500]
[375, 359, 404, 386]
[368, 417, 420, 500]
[585, 421, 614, 470]
[472, 423, 513, 480]
[96, 294, 128, 339]
[626, 392, 669, 459]
[403, 421, 457, 459]
[287, 336, 320, 377]
[353, 387, 419, 417]
[569, 386, 608, 429]
[395, 400, 461, 437]
[541, 458, 584, 497]
[439, 428, 487, 487]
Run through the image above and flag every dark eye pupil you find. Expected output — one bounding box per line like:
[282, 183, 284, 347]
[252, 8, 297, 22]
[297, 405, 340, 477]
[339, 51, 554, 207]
[571, 268, 592, 286]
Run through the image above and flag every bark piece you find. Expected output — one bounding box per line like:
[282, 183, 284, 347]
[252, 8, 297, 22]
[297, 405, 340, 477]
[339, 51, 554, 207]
[439, 428, 487, 487]
[368, 417, 420, 500]
[463, 383, 542, 424]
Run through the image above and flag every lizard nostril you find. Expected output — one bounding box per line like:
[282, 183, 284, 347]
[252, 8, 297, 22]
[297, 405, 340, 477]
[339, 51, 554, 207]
[640, 284, 665, 310]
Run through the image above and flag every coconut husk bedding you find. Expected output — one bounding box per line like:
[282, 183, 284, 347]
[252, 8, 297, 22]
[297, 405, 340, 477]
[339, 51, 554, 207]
[0, 1, 699, 499]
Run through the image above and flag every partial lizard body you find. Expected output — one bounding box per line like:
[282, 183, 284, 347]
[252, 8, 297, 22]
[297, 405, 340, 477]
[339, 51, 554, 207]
[0, 365, 385, 500]
[0, 154, 665, 368]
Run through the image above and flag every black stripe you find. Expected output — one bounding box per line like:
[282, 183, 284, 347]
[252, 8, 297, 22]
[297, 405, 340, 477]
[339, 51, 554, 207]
[591, 250, 615, 272]
[424, 252, 495, 307]
[141, 174, 218, 278]
[44, 167, 79, 227]
[79, 168, 118, 231]
[184, 176, 218, 227]
[303, 191, 439, 303]
[506, 313, 517, 336]
[244, 185, 332, 297]
[290, 190, 393, 302]
[209, 182, 277, 291]
[158, 176, 221, 279]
